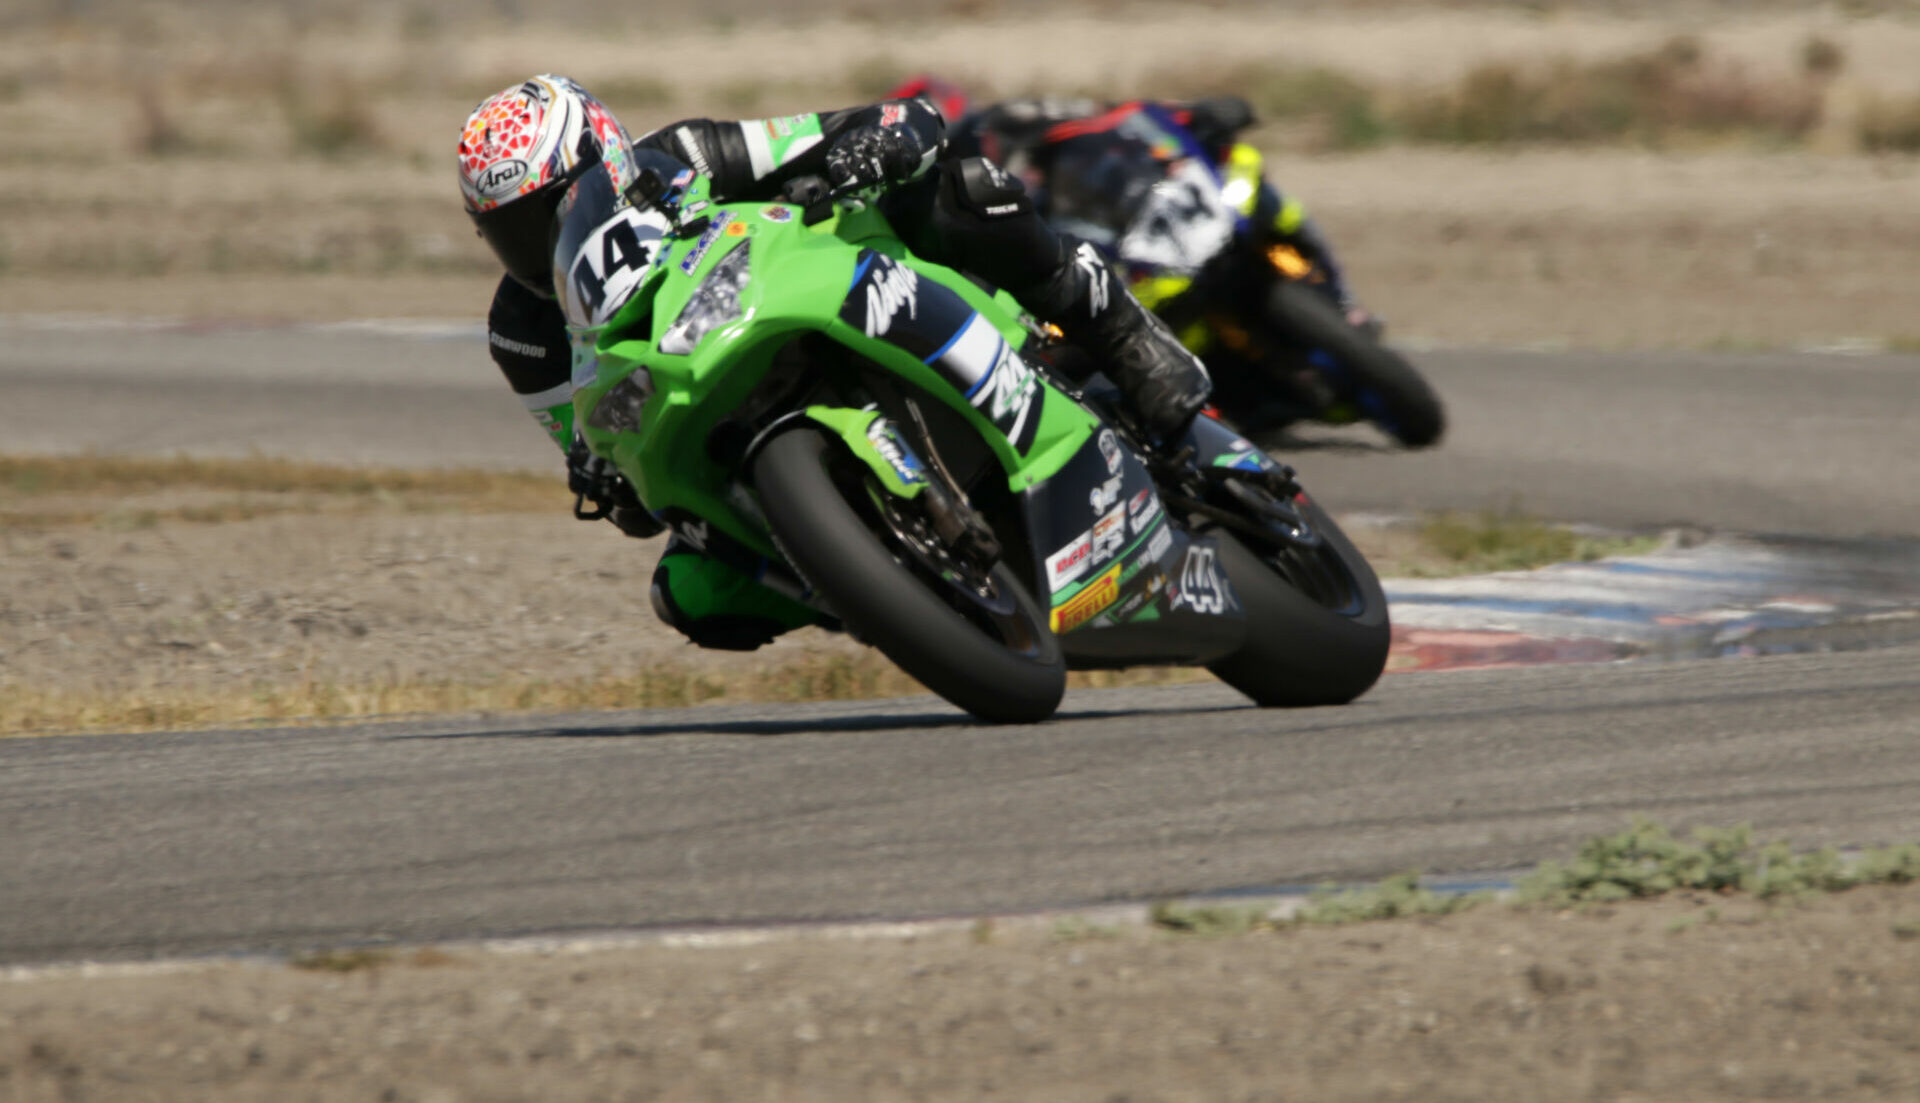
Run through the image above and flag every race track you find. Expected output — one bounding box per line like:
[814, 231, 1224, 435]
[4, 647, 1917, 965]
[2, 323, 1918, 963]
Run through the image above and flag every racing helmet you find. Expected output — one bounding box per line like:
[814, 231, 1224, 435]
[458, 74, 637, 297]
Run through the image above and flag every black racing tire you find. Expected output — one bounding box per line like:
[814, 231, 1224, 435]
[752, 426, 1066, 724]
[1263, 280, 1446, 448]
[1205, 496, 1391, 707]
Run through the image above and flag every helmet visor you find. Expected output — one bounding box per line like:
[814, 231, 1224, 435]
[473, 191, 565, 297]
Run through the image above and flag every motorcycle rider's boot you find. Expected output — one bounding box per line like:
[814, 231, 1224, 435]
[1031, 242, 1213, 445]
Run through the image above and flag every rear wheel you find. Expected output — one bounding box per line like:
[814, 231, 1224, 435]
[752, 427, 1065, 724]
[1205, 493, 1390, 707]
[1263, 281, 1446, 448]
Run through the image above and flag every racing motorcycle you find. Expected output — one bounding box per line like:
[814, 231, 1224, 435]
[1040, 104, 1446, 448]
[560, 149, 1390, 724]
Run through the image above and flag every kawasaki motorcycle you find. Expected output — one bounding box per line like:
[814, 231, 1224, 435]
[1043, 104, 1446, 448]
[560, 149, 1389, 724]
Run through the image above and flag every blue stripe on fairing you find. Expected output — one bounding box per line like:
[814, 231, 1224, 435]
[848, 253, 875, 290]
[923, 311, 978, 368]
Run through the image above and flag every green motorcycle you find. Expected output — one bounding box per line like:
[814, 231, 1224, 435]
[561, 150, 1390, 724]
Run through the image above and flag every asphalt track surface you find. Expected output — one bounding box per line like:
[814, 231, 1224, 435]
[4, 648, 1918, 965]
[2, 325, 1918, 963]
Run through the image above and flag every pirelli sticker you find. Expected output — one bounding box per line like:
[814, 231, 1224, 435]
[1050, 562, 1121, 634]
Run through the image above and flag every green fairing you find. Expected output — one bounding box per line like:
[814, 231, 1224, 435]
[573, 180, 1099, 564]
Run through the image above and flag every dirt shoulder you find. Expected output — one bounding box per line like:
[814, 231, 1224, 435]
[5, 885, 1918, 1102]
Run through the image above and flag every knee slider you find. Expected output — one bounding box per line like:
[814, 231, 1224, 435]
[953, 156, 1031, 219]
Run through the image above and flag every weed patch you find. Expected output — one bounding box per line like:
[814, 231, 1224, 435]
[1516, 819, 1920, 907]
[1297, 872, 1489, 924]
[1413, 510, 1658, 575]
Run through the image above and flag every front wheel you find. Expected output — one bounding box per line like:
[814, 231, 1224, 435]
[1263, 281, 1446, 449]
[1206, 495, 1391, 707]
[752, 427, 1065, 724]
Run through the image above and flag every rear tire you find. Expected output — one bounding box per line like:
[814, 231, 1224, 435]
[752, 427, 1066, 724]
[1205, 496, 1391, 707]
[1264, 281, 1446, 448]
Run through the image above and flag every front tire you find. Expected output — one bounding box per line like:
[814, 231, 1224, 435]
[752, 427, 1065, 724]
[1264, 281, 1446, 448]
[1205, 495, 1391, 707]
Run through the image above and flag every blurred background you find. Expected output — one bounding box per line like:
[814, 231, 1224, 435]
[3, 0, 1918, 347]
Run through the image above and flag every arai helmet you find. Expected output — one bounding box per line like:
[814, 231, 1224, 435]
[458, 74, 636, 297]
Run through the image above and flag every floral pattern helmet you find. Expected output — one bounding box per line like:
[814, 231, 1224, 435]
[458, 75, 636, 297]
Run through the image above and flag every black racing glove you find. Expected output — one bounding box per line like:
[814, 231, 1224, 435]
[824, 123, 926, 196]
[566, 436, 663, 538]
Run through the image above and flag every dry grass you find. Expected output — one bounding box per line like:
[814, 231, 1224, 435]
[1, 454, 562, 509]
[0, 658, 1211, 737]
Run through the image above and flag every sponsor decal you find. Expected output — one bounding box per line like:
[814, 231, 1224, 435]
[970, 342, 1039, 442]
[533, 408, 567, 441]
[1045, 531, 1094, 590]
[677, 519, 710, 552]
[671, 169, 695, 188]
[677, 211, 735, 275]
[1089, 474, 1124, 514]
[880, 103, 906, 128]
[861, 255, 920, 338]
[1091, 504, 1126, 563]
[1098, 429, 1123, 475]
[476, 158, 529, 198]
[1143, 523, 1173, 566]
[761, 204, 794, 223]
[1213, 451, 1267, 472]
[864, 420, 925, 486]
[1050, 563, 1122, 633]
[488, 331, 547, 359]
[1171, 543, 1228, 615]
[1074, 242, 1111, 315]
[1129, 488, 1163, 536]
[726, 220, 749, 237]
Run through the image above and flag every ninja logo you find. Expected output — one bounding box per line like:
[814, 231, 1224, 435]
[864, 257, 919, 338]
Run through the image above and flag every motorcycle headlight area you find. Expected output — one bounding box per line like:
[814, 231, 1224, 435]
[586, 368, 656, 433]
[658, 241, 752, 356]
